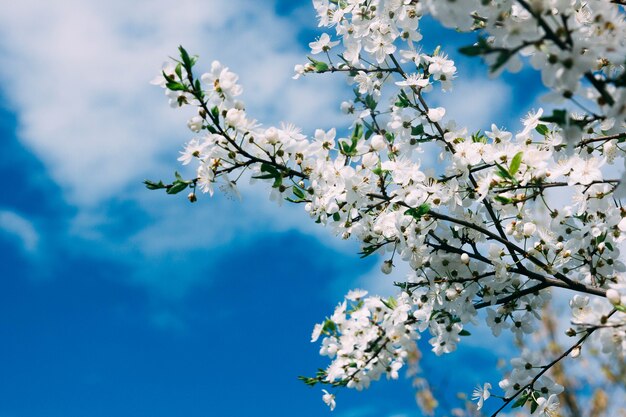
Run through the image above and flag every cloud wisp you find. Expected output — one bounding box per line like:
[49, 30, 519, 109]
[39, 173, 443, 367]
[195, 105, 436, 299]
[0, 209, 39, 253]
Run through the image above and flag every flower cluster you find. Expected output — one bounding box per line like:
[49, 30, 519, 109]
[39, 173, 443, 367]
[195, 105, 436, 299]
[308, 290, 418, 390]
[150, 0, 626, 415]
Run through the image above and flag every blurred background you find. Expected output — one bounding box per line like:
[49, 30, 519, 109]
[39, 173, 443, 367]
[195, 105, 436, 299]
[0, 0, 546, 416]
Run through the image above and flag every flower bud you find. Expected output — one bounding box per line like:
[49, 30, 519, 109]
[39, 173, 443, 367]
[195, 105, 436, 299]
[570, 346, 581, 358]
[187, 192, 197, 203]
[606, 289, 621, 305]
[187, 116, 203, 133]
[341, 101, 355, 114]
[445, 287, 458, 301]
[460, 253, 470, 265]
[565, 328, 577, 337]
[381, 260, 393, 275]
[370, 135, 386, 151]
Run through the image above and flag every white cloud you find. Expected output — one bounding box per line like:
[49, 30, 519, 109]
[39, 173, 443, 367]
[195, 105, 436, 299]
[0, 0, 356, 297]
[0, 209, 39, 252]
[0, 0, 346, 207]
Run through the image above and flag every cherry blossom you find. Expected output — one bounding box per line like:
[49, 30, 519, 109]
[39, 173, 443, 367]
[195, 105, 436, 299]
[149, 1, 626, 415]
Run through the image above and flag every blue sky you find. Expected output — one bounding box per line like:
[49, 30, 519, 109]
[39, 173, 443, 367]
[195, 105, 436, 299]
[0, 1, 545, 416]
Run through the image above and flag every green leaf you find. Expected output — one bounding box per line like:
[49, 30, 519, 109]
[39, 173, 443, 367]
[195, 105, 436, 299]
[458, 44, 484, 56]
[292, 186, 305, 199]
[509, 152, 523, 176]
[411, 125, 425, 136]
[359, 245, 377, 258]
[332, 212, 341, 222]
[372, 163, 383, 176]
[405, 204, 430, 220]
[161, 71, 175, 83]
[365, 95, 377, 110]
[495, 162, 516, 182]
[194, 79, 203, 97]
[179, 45, 192, 69]
[314, 61, 329, 72]
[322, 319, 337, 333]
[471, 131, 488, 143]
[459, 329, 471, 336]
[175, 63, 183, 80]
[260, 163, 280, 176]
[491, 50, 512, 73]
[297, 376, 319, 386]
[458, 37, 489, 56]
[364, 128, 373, 140]
[255, 164, 283, 187]
[166, 81, 186, 91]
[530, 398, 539, 414]
[352, 124, 363, 140]
[494, 195, 513, 204]
[251, 173, 276, 180]
[535, 124, 549, 136]
[382, 296, 398, 309]
[511, 394, 528, 409]
[540, 109, 567, 125]
[144, 180, 167, 190]
[340, 128, 360, 156]
[166, 181, 189, 195]
[395, 91, 411, 108]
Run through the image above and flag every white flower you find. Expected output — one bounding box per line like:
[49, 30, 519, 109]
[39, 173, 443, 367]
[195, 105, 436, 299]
[535, 394, 559, 417]
[472, 383, 491, 410]
[568, 156, 604, 186]
[427, 107, 445, 122]
[370, 135, 386, 151]
[309, 33, 339, 55]
[517, 108, 544, 138]
[395, 73, 430, 88]
[346, 289, 368, 301]
[322, 389, 336, 411]
[311, 323, 324, 343]
[178, 138, 206, 165]
[523, 222, 536, 237]
[187, 116, 203, 133]
[159, 1, 626, 407]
